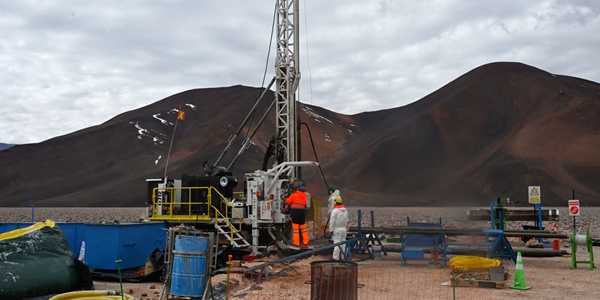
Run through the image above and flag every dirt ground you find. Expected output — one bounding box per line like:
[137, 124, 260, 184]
[89, 206, 600, 300]
[4, 206, 596, 299]
[94, 239, 600, 300]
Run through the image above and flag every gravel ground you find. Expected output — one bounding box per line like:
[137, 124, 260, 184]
[0, 206, 594, 237]
[346, 206, 599, 238]
[0, 207, 149, 224]
[95, 239, 600, 300]
[3, 206, 600, 300]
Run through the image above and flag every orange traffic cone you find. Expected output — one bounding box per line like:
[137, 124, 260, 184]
[510, 252, 531, 290]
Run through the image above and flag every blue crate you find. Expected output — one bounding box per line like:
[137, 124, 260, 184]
[402, 248, 425, 259]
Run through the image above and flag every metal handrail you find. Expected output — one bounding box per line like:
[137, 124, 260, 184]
[151, 186, 210, 218]
[206, 187, 243, 238]
[151, 187, 244, 236]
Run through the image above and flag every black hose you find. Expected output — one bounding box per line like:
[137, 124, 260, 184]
[241, 1, 278, 153]
[323, 217, 332, 238]
[299, 120, 331, 238]
[299, 122, 329, 189]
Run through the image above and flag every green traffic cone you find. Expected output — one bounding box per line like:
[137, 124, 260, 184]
[510, 252, 531, 290]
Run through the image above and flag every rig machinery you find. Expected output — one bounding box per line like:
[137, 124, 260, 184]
[146, 0, 318, 256]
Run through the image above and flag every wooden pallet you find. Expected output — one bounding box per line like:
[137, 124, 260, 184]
[465, 279, 504, 289]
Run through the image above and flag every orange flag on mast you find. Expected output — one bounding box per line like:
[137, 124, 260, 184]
[177, 110, 185, 120]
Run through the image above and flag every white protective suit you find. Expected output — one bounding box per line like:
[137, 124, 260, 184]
[328, 204, 349, 260]
[327, 190, 340, 217]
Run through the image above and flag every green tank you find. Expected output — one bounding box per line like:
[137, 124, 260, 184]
[0, 220, 81, 300]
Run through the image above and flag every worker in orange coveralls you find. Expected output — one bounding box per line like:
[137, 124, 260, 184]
[286, 186, 309, 246]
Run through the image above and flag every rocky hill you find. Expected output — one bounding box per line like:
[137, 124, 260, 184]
[1, 62, 599, 207]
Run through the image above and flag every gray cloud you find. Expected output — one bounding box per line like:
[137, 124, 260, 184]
[1, 0, 599, 144]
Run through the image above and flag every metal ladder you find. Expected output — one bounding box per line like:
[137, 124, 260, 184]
[214, 218, 250, 248]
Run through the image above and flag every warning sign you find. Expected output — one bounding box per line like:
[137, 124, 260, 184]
[569, 200, 580, 216]
[177, 110, 186, 120]
[528, 186, 541, 204]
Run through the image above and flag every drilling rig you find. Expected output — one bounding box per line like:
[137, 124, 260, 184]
[146, 0, 318, 257]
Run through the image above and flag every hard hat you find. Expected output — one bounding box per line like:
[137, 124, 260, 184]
[298, 186, 306, 192]
[335, 196, 342, 204]
[327, 186, 335, 193]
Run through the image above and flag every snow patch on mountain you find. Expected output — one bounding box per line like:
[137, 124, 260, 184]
[131, 122, 166, 144]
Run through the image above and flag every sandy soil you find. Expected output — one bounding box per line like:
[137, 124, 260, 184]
[3, 206, 600, 299]
[96, 244, 600, 300]
[1, 206, 595, 236]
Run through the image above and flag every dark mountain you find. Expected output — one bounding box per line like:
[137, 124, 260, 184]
[0, 143, 15, 151]
[0, 86, 352, 207]
[1, 62, 599, 207]
[333, 62, 600, 206]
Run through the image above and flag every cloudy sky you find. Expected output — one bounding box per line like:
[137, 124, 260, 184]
[2, 1, 599, 144]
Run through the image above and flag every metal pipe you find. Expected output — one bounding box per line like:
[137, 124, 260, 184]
[348, 227, 568, 239]
[227, 99, 276, 171]
[29, 200, 34, 223]
[215, 77, 276, 166]
[226, 254, 233, 300]
[246, 237, 360, 276]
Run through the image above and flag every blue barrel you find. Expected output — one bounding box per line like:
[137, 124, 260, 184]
[170, 235, 210, 297]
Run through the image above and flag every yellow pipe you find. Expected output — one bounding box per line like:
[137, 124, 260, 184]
[49, 290, 134, 300]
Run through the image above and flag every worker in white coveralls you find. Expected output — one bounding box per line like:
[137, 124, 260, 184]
[328, 196, 349, 260]
[326, 187, 340, 217]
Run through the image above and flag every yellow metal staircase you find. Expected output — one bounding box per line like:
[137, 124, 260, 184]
[214, 218, 250, 248]
[209, 189, 250, 248]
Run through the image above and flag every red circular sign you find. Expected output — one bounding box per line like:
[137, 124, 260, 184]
[570, 205, 579, 215]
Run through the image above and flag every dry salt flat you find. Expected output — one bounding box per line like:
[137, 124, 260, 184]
[347, 206, 600, 237]
[1, 205, 598, 253]
[2, 206, 597, 234]
[0, 207, 149, 224]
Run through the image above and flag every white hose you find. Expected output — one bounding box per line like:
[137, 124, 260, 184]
[574, 234, 588, 246]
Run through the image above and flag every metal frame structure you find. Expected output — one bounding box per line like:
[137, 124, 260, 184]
[275, 0, 300, 168]
[147, 0, 317, 259]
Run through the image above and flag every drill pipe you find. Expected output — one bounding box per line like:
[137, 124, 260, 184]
[380, 245, 568, 257]
[349, 226, 568, 239]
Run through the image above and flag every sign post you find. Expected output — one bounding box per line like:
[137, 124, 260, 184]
[528, 186, 541, 204]
[569, 199, 580, 229]
[571, 189, 577, 230]
[568, 200, 580, 216]
[528, 186, 542, 233]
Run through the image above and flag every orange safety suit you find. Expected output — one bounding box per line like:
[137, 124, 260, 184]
[286, 190, 309, 246]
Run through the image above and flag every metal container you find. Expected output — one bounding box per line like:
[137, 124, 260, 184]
[231, 203, 246, 219]
[170, 235, 210, 297]
[489, 266, 506, 281]
[310, 260, 358, 300]
[84, 222, 166, 270]
[372, 245, 382, 260]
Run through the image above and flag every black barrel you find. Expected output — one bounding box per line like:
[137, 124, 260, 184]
[310, 260, 358, 300]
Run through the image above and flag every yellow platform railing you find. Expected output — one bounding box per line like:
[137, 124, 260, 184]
[150, 186, 243, 237]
